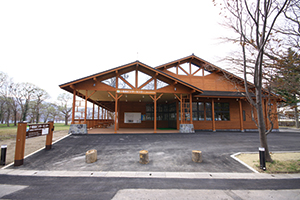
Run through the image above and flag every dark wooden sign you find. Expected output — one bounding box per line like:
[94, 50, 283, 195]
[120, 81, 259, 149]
[26, 123, 50, 139]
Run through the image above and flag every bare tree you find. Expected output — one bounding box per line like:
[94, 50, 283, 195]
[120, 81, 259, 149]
[216, 0, 290, 162]
[57, 93, 72, 125]
[31, 88, 50, 123]
[15, 82, 38, 122]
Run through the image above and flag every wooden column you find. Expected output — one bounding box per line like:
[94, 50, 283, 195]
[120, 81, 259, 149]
[98, 106, 100, 119]
[264, 99, 269, 130]
[190, 93, 193, 124]
[212, 99, 216, 132]
[72, 89, 76, 124]
[149, 93, 163, 133]
[176, 100, 179, 130]
[180, 94, 183, 124]
[14, 122, 27, 166]
[46, 121, 54, 150]
[102, 107, 104, 119]
[108, 92, 122, 133]
[154, 94, 157, 133]
[92, 103, 95, 120]
[84, 90, 88, 124]
[239, 99, 244, 132]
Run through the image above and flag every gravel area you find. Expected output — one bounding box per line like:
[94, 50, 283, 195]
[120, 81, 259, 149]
[0, 130, 69, 166]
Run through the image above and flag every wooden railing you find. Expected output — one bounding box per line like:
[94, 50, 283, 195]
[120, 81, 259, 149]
[73, 119, 114, 129]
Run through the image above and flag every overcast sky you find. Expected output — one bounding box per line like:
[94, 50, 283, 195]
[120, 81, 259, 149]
[0, 0, 234, 102]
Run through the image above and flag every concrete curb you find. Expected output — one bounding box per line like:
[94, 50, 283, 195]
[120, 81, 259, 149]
[1, 169, 300, 179]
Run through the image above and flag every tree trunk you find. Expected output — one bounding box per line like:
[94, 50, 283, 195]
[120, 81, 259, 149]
[65, 115, 68, 125]
[295, 106, 299, 128]
[22, 100, 29, 122]
[13, 109, 17, 126]
[6, 109, 10, 127]
[256, 94, 272, 162]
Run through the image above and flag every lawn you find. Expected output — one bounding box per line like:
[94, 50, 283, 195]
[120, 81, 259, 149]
[0, 123, 70, 141]
[236, 152, 300, 174]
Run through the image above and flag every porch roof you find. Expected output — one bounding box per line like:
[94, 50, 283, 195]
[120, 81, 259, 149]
[59, 60, 203, 111]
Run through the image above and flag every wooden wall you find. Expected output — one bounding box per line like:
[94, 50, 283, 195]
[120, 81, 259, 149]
[117, 98, 278, 130]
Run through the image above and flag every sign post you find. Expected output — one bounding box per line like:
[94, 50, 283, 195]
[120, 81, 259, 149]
[14, 122, 27, 166]
[14, 121, 54, 166]
[46, 121, 54, 150]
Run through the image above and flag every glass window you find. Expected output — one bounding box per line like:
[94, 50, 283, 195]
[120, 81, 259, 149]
[205, 102, 212, 121]
[214, 102, 230, 121]
[198, 102, 204, 121]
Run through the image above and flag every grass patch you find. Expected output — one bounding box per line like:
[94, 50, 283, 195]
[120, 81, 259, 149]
[53, 123, 70, 131]
[255, 159, 300, 173]
[0, 123, 70, 141]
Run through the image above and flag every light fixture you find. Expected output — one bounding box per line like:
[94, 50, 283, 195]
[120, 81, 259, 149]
[174, 87, 177, 91]
[139, 100, 141, 102]
[93, 83, 96, 87]
[218, 98, 220, 100]
[166, 101, 168, 103]
[236, 98, 239, 101]
[142, 95, 144, 98]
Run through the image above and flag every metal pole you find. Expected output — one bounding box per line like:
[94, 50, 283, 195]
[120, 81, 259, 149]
[259, 147, 266, 171]
[0, 145, 7, 165]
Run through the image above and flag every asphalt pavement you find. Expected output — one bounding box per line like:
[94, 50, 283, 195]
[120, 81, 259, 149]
[0, 129, 300, 199]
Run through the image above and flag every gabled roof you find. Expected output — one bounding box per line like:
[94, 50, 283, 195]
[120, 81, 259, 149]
[59, 60, 203, 94]
[156, 54, 283, 100]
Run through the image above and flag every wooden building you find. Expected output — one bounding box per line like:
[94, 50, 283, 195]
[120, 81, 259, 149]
[59, 54, 280, 133]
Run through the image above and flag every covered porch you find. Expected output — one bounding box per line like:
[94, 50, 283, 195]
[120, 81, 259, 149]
[59, 61, 203, 134]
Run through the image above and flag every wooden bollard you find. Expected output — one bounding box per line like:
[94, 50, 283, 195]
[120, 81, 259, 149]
[139, 150, 149, 164]
[86, 149, 97, 164]
[192, 150, 202, 163]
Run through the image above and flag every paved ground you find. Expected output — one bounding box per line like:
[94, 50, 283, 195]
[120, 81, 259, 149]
[6, 130, 300, 172]
[0, 129, 300, 199]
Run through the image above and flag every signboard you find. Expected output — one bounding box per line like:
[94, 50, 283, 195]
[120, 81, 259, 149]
[124, 112, 141, 123]
[26, 123, 50, 139]
[117, 90, 156, 95]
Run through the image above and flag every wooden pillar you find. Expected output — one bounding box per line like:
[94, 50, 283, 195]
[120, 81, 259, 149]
[114, 97, 118, 133]
[46, 121, 54, 150]
[98, 106, 100, 119]
[154, 94, 157, 133]
[14, 122, 27, 166]
[176, 100, 179, 130]
[84, 90, 88, 124]
[212, 99, 216, 132]
[102, 107, 104, 119]
[190, 93, 193, 124]
[180, 94, 183, 124]
[72, 89, 76, 124]
[92, 103, 95, 120]
[239, 99, 244, 132]
[264, 99, 269, 130]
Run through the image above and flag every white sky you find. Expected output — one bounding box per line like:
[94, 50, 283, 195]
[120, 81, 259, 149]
[0, 0, 234, 102]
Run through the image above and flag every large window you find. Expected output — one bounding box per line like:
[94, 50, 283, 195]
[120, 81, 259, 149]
[191, 102, 211, 121]
[146, 103, 176, 121]
[214, 102, 230, 121]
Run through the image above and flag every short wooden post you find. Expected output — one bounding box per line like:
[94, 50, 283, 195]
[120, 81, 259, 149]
[139, 150, 149, 164]
[45, 121, 54, 150]
[86, 149, 97, 164]
[14, 122, 27, 166]
[192, 150, 202, 163]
